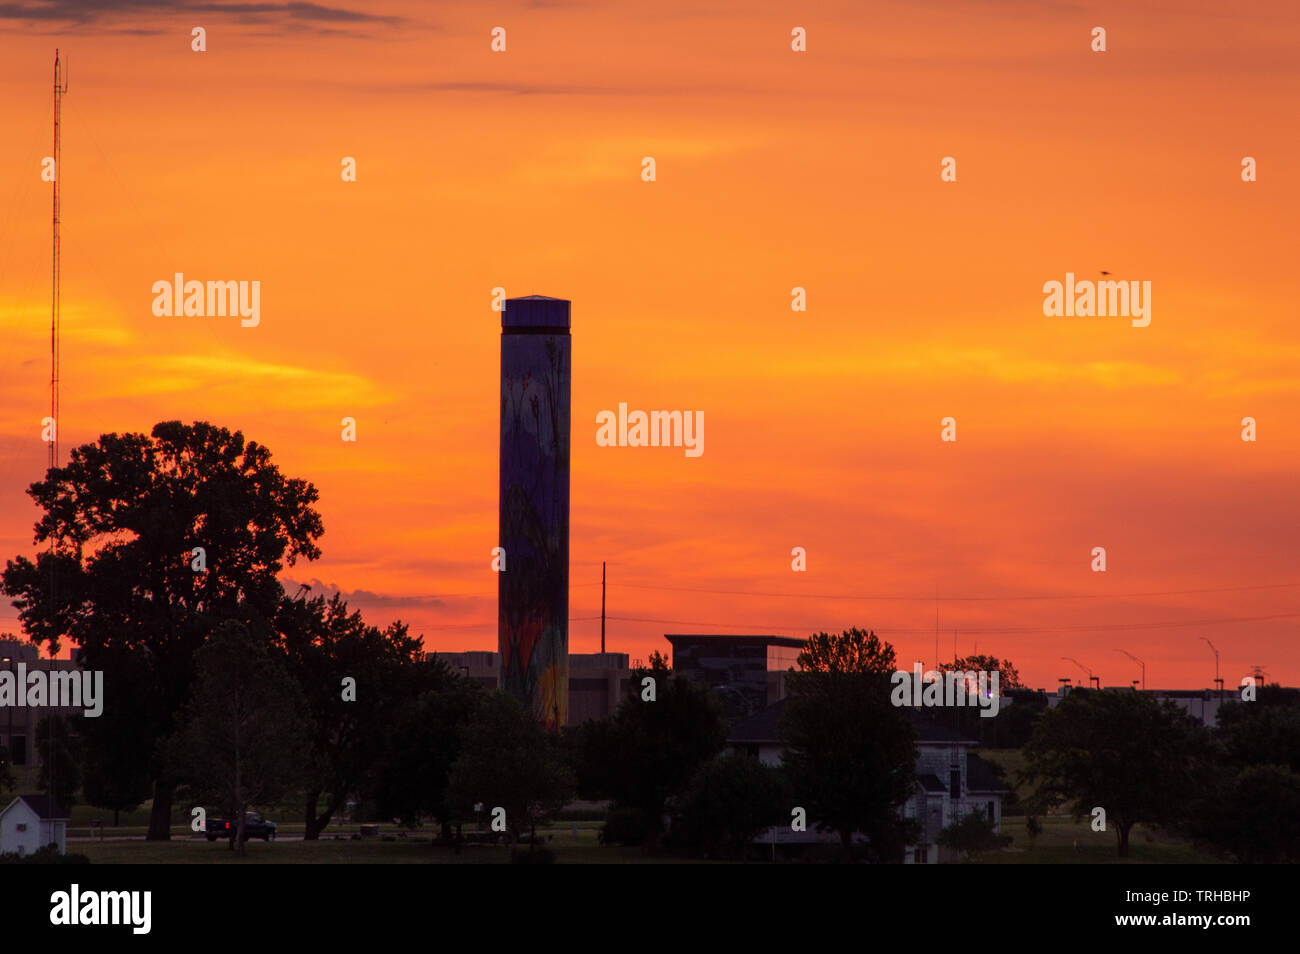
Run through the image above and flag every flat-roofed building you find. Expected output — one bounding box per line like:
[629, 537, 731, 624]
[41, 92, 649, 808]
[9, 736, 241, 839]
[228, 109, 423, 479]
[0, 638, 86, 792]
[664, 634, 806, 724]
[429, 651, 633, 726]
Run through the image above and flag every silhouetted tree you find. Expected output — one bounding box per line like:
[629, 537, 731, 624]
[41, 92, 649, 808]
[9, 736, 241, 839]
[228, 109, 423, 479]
[1215, 691, 1300, 774]
[0, 743, 12, 795]
[780, 668, 918, 861]
[939, 654, 1024, 690]
[80, 645, 153, 827]
[1021, 689, 1206, 857]
[1, 421, 323, 839]
[573, 668, 727, 849]
[445, 692, 574, 856]
[779, 628, 919, 861]
[1184, 764, 1300, 863]
[370, 666, 484, 838]
[1025, 814, 1042, 851]
[276, 592, 428, 838]
[671, 750, 787, 859]
[35, 714, 81, 814]
[797, 627, 895, 675]
[937, 810, 1012, 862]
[172, 619, 310, 856]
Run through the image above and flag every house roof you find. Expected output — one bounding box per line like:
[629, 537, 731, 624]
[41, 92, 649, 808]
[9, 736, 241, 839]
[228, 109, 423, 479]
[916, 774, 947, 794]
[966, 753, 1011, 793]
[2, 794, 68, 820]
[903, 707, 977, 743]
[727, 697, 977, 745]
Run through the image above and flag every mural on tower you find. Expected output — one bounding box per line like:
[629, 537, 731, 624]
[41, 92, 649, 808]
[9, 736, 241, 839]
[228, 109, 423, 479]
[498, 296, 571, 730]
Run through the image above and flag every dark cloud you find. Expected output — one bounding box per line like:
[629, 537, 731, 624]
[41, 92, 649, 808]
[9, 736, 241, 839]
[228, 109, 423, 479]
[0, 0, 402, 28]
[283, 577, 469, 612]
[401, 80, 613, 97]
[357, 79, 760, 98]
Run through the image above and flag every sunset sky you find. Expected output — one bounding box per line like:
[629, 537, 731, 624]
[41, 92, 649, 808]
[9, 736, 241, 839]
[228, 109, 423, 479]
[1, 0, 1298, 690]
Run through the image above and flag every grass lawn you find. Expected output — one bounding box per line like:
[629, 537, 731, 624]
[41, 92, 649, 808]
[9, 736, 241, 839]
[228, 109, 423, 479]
[59, 776, 1223, 864]
[974, 747, 1032, 806]
[975, 814, 1223, 864]
[72, 815, 1223, 864]
[76, 826, 715, 864]
[968, 748, 1222, 863]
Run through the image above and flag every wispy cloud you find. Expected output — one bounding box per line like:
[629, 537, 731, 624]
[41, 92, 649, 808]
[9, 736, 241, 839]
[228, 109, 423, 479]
[0, 0, 403, 31]
[283, 577, 457, 612]
[353, 79, 761, 98]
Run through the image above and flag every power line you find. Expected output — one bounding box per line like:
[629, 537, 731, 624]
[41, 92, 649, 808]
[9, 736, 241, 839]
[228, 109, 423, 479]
[418, 615, 602, 631]
[606, 580, 1300, 603]
[595, 611, 1300, 635]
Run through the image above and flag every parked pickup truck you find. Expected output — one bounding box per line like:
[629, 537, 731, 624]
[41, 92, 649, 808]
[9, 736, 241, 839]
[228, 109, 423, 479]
[206, 811, 278, 842]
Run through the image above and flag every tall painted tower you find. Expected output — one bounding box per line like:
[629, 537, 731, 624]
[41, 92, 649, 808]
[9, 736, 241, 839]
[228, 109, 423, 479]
[499, 295, 571, 730]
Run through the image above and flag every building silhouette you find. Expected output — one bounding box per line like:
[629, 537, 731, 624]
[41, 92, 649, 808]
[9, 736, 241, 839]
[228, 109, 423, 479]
[433, 651, 633, 726]
[665, 633, 804, 724]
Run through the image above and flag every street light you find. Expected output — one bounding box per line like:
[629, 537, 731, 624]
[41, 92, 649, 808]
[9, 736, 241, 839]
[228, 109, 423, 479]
[1115, 649, 1145, 691]
[1201, 638, 1223, 697]
[1061, 656, 1098, 689]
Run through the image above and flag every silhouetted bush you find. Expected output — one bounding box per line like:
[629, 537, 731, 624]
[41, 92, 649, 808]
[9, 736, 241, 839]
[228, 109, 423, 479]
[599, 805, 647, 846]
[0, 844, 90, 864]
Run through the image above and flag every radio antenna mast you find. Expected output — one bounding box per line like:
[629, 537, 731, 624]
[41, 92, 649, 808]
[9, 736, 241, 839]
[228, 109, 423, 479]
[48, 48, 68, 813]
[52, 48, 67, 474]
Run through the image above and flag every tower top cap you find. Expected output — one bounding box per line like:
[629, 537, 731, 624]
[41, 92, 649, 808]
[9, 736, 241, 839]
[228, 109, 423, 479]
[503, 295, 570, 330]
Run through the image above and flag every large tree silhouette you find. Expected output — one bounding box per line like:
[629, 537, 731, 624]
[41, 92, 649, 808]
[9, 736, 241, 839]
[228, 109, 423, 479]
[1, 421, 322, 839]
[446, 691, 575, 857]
[1022, 688, 1205, 857]
[570, 657, 728, 849]
[779, 628, 918, 861]
[779, 673, 918, 861]
[174, 618, 310, 856]
[797, 627, 896, 675]
[276, 592, 431, 839]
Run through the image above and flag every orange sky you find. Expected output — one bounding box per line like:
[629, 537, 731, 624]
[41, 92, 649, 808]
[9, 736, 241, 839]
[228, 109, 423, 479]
[1, 0, 1298, 689]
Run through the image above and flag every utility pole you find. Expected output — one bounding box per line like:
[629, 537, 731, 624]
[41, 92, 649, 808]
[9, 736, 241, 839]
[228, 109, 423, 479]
[600, 561, 606, 654]
[933, 581, 938, 674]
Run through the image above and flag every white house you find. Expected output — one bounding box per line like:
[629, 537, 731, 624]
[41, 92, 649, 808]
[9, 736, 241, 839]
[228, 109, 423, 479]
[0, 795, 68, 857]
[728, 699, 1010, 863]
